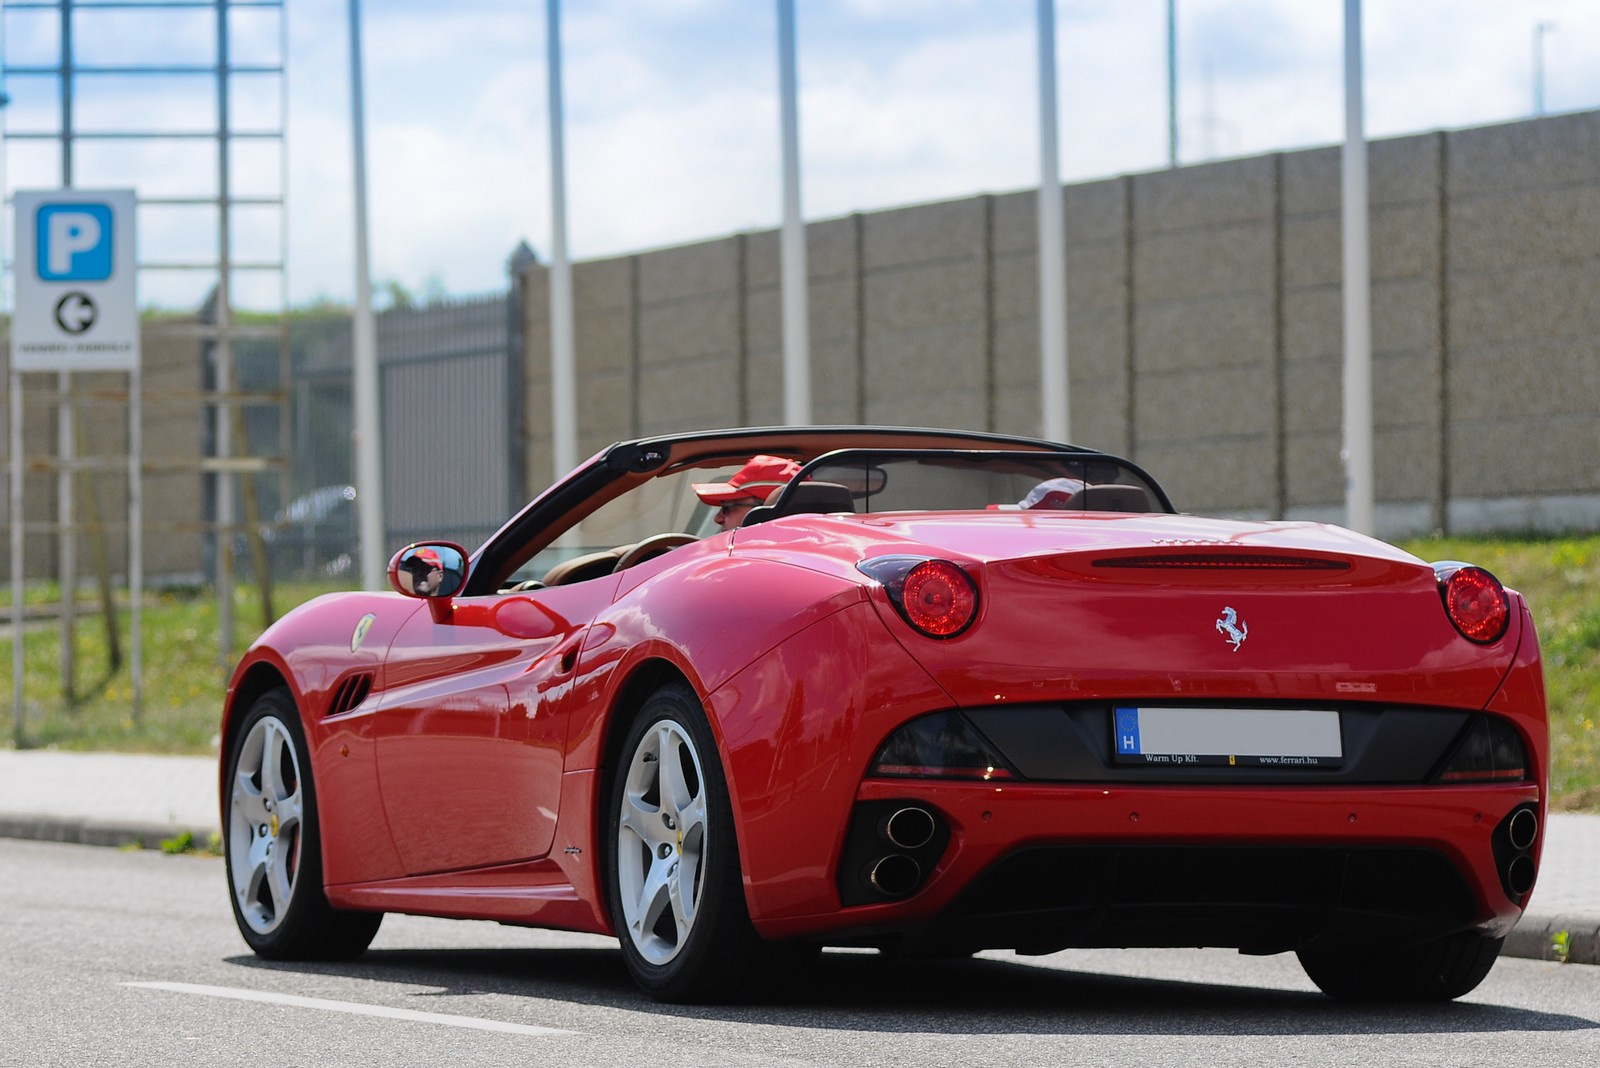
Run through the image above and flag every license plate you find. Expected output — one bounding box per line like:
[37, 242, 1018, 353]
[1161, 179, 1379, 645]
[1112, 706, 1342, 768]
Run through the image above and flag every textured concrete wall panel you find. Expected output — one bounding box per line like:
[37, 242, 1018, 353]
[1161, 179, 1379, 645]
[1136, 366, 1276, 445]
[1282, 215, 1341, 290]
[638, 238, 740, 302]
[1135, 224, 1274, 302]
[862, 198, 985, 270]
[1447, 263, 1600, 349]
[1447, 112, 1600, 198]
[1134, 156, 1275, 233]
[1449, 187, 1600, 272]
[1283, 288, 1342, 363]
[1134, 294, 1274, 374]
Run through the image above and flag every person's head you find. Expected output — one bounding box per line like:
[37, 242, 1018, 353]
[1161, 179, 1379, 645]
[403, 547, 445, 594]
[693, 454, 801, 529]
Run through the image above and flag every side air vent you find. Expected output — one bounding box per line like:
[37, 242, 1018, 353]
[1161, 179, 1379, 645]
[327, 673, 374, 717]
[1093, 554, 1352, 571]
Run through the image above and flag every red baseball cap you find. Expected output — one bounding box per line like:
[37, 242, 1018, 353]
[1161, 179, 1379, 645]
[415, 547, 442, 567]
[693, 455, 801, 505]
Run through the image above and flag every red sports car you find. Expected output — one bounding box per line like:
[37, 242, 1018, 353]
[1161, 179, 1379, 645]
[220, 426, 1547, 1003]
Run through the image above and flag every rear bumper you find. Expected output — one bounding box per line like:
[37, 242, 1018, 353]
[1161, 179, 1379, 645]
[753, 780, 1541, 951]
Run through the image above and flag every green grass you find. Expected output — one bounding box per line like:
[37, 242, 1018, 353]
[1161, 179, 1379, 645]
[3, 537, 1597, 810]
[2, 581, 347, 755]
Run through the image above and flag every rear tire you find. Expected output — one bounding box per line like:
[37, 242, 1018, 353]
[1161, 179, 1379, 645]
[224, 687, 382, 960]
[1297, 931, 1503, 1001]
[604, 682, 809, 1002]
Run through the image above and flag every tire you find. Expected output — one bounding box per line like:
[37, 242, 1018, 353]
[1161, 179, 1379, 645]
[224, 687, 382, 960]
[1297, 931, 1504, 1001]
[604, 683, 807, 1002]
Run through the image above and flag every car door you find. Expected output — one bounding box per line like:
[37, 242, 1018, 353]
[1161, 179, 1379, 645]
[373, 577, 620, 875]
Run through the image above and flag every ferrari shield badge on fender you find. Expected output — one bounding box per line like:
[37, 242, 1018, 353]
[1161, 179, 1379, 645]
[351, 613, 377, 653]
[1215, 606, 1248, 652]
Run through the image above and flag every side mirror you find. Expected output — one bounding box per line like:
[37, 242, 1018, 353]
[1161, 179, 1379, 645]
[388, 542, 468, 600]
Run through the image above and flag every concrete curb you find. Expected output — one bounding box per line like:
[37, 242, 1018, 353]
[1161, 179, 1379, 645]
[1506, 912, 1600, 966]
[0, 813, 218, 852]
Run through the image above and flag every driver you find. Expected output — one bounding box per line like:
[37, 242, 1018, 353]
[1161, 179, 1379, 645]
[692, 454, 801, 529]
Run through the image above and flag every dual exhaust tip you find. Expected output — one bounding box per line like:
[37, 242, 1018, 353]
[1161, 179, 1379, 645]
[1503, 807, 1539, 898]
[865, 806, 939, 899]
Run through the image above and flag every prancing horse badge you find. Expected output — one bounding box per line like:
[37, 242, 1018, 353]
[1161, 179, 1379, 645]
[1215, 606, 1248, 652]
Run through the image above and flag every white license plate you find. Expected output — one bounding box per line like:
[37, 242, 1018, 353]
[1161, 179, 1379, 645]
[1112, 706, 1342, 768]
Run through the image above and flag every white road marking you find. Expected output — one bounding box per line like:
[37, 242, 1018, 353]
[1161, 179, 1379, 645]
[124, 981, 571, 1037]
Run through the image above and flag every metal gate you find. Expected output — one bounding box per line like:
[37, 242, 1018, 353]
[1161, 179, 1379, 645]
[379, 293, 523, 555]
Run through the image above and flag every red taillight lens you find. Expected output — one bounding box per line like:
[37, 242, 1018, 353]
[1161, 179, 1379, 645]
[900, 561, 977, 637]
[1436, 564, 1510, 643]
[857, 556, 979, 638]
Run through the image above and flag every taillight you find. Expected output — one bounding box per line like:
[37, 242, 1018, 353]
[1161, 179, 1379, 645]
[857, 556, 979, 638]
[1433, 562, 1510, 643]
[1434, 715, 1529, 783]
[870, 711, 1016, 780]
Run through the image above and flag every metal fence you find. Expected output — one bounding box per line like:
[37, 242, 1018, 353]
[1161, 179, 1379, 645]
[378, 292, 523, 555]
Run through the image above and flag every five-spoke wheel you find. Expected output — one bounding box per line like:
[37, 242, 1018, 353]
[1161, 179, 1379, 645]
[605, 683, 808, 1001]
[614, 714, 709, 967]
[228, 710, 306, 937]
[223, 687, 382, 960]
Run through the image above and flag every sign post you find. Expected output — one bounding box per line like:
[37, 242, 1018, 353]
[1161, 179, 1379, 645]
[9, 188, 142, 738]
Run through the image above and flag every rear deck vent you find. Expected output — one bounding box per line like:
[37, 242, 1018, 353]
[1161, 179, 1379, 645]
[327, 673, 374, 717]
[1093, 553, 1351, 571]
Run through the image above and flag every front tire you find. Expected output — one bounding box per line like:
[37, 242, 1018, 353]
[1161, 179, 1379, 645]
[604, 683, 801, 1002]
[224, 687, 382, 960]
[1297, 931, 1504, 1001]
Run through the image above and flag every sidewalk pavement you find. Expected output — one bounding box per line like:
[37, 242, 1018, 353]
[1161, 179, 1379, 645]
[1, 747, 1595, 966]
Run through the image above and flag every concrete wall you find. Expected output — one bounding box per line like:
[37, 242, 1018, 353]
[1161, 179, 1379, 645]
[523, 110, 1600, 536]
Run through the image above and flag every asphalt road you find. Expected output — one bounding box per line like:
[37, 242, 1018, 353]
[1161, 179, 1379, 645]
[3, 838, 1596, 1068]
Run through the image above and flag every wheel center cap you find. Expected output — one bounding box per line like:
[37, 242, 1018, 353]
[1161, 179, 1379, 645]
[269, 813, 280, 837]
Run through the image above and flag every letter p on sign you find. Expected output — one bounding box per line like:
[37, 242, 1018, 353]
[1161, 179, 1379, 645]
[38, 204, 114, 281]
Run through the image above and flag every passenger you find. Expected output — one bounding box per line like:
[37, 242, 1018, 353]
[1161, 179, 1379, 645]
[692, 454, 802, 529]
[1018, 476, 1087, 510]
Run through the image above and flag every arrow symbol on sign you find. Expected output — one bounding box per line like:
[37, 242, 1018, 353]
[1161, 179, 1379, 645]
[54, 291, 98, 334]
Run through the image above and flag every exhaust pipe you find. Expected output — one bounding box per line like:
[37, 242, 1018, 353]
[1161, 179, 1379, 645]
[868, 854, 923, 898]
[882, 806, 936, 850]
[1507, 808, 1539, 852]
[1506, 855, 1537, 898]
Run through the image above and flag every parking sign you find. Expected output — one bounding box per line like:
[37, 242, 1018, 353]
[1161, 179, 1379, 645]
[11, 189, 139, 372]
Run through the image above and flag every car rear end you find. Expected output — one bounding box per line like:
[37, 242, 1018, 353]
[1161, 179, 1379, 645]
[732, 510, 1546, 996]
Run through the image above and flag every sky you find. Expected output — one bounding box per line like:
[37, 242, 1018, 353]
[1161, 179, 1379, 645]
[3, 0, 1599, 310]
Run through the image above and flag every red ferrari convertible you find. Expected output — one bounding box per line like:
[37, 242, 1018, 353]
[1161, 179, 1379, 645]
[221, 426, 1547, 1002]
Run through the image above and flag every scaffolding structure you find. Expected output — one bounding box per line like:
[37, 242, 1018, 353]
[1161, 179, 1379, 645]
[3, 0, 289, 739]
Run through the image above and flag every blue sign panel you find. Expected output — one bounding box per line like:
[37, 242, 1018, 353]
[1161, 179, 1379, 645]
[37, 203, 115, 282]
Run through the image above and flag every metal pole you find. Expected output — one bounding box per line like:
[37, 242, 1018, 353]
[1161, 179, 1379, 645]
[349, 0, 386, 589]
[777, 0, 811, 426]
[215, 0, 235, 657]
[1167, 0, 1178, 168]
[59, 0, 77, 698]
[1534, 21, 1554, 115]
[129, 364, 143, 720]
[546, 0, 578, 479]
[9, 371, 24, 745]
[1036, 0, 1069, 443]
[1342, 0, 1374, 535]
